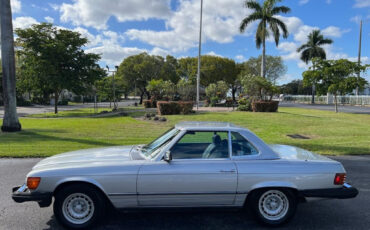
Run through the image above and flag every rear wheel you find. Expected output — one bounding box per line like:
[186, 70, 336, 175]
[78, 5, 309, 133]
[53, 184, 106, 229]
[248, 188, 297, 226]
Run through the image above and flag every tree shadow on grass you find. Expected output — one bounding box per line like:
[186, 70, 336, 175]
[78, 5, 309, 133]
[278, 111, 322, 119]
[1, 129, 114, 147]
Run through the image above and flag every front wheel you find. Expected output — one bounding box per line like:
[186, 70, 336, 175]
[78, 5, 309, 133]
[248, 188, 297, 226]
[53, 184, 106, 229]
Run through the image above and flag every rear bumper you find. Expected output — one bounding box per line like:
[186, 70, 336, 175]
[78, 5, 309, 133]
[300, 183, 359, 199]
[12, 185, 52, 207]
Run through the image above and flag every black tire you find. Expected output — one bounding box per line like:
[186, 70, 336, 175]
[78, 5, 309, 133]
[247, 188, 297, 226]
[53, 184, 106, 229]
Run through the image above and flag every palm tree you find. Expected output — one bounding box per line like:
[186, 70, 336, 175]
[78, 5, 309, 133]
[1, 0, 21, 132]
[297, 29, 333, 104]
[240, 0, 290, 78]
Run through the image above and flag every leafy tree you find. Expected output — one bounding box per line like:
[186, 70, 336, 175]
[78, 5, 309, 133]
[117, 53, 164, 104]
[205, 81, 229, 105]
[242, 55, 286, 83]
[95, 75, 124, 107]
[15, 23, 104, 113]
[160, 55, 180, 84]
[177, 78, 196, 101]
[1, 0, 21, 132]
[177, 56, 239, 100]
[146, 79, 176, 101]
[303, 59, 368, 112]
[297, 29, 333, 103]
[240, 74, 278, 101]
[279, 79, 311, 95]
[240, 0, 290, 78]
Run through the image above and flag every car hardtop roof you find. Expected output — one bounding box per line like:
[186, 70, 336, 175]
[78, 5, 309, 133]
[175, 121, 247, 131]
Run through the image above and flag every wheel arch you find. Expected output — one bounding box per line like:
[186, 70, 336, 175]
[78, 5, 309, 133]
[244, 184, 299, 206]
[53, 178, 113, 207]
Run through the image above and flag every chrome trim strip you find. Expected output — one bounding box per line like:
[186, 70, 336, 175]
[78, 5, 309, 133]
[108, 192, 248, 196]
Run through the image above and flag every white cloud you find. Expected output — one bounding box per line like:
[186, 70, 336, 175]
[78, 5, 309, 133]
[126, 0, 253, 52]
[299, 0, 309, 5]
[11, 0, 21, 13]
[206, 51, 223, 57]
[44, 16, 54, 23]
[326, 0, 332, 4]
[13, 17, 38, 29]
[59, 0, 171, 30]
[151, 47, 170, 57]
[350, 15, 362, 24]
[86, 45, 147, 65]
[353, 0, 370, 8]
[235, 55, 246, 62]
[322, 26, 350, 37]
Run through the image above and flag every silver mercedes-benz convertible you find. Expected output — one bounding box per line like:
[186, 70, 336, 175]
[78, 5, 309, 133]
[12, 122, 358, 229]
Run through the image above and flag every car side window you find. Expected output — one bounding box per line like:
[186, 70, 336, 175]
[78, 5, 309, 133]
[170, 131, 229, 159]
[231, 132, 258, 156]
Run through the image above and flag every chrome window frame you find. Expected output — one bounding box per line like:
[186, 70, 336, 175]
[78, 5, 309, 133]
[157, 129, 232, 161]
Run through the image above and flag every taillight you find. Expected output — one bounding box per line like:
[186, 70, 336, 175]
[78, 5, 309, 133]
[27, 177, 41, 190]
[334, 173, 346, 185]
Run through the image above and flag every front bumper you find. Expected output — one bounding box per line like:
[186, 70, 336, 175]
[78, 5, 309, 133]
[12, 184, 52, 207]
[300, 183, 359, 199]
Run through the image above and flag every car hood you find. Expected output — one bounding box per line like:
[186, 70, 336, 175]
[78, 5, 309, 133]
[269, 144, 335, 162]
[32, 145, 144, 170]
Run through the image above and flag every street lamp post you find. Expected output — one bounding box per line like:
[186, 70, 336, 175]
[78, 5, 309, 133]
[356, 20, 363, 96]
[196, 0, 203, 110]
[106, 65, 118, 110]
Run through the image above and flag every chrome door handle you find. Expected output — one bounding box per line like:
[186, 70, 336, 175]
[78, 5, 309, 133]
[220, 169, 236, 173]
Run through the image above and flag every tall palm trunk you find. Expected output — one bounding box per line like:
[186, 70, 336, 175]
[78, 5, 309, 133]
[261, 23, 266, 78]
[1, 0, 21, 132]
[311, 63, 316, 104]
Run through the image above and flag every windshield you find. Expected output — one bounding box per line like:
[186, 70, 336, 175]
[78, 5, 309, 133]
[141, 128, 180, 158]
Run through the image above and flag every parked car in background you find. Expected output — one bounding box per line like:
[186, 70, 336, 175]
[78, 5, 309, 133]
[12, 122, 358, 229]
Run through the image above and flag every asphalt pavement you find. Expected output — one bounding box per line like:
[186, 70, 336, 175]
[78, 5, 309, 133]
[0, 155, 369, 230]
[279, 102, 370, 114]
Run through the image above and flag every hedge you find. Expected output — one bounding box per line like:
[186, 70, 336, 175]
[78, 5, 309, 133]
[251, 100, 279, 112]
[157, 101, 194, 115]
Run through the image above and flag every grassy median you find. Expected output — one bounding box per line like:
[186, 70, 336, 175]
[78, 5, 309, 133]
[0, 107, 369, 157]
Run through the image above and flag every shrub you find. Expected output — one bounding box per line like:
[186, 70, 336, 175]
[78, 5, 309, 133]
[157, 101, 194, 115]
[17, 100, 32, 106]
[72, 95, 82, 102]
[205, 81, 229, 102]
[143, 99, 157, 108]
[237, 98, 251, 111]
[210, 96, 219, 107]
[252, 100, 279, 112]
[58, 99, 68, 106]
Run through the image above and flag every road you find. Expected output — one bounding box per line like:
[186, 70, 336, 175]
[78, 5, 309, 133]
[0, 155, 369, 230]
[279, 102, 370, 114]
[0, 101, 138, 118]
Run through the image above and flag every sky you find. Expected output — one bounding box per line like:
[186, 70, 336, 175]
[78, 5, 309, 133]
[9, 0, 370, 85]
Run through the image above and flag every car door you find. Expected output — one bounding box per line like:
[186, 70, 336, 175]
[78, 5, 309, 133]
[137, 130, 238, 207]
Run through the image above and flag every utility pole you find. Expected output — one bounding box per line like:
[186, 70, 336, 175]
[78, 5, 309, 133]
[196, 0, 203, 110]
[356, 20, 362, 96]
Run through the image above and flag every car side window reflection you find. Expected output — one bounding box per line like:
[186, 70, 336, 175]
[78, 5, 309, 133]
[170, 131, 229, 159]
[231, 132, 258, 156]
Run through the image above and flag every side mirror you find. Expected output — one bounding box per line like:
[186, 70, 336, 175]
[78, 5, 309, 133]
[163, 150, 172, 162]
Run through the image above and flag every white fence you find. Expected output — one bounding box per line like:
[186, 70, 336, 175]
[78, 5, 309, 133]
[282, 95, 370, 105]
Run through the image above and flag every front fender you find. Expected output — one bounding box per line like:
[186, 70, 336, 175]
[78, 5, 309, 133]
[53, 177, 107, 195]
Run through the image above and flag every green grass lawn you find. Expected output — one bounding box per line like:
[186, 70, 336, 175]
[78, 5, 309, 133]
[0, 107, 369, 157]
